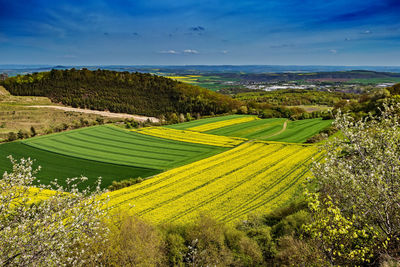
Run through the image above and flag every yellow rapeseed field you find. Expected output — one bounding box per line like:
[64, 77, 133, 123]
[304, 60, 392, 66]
[103, 141, 322, 224]
[133, 127, 246, 147]
[187, 116, 259, 132]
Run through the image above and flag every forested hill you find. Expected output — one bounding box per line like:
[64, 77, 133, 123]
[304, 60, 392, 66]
[1, 69, 240, 116]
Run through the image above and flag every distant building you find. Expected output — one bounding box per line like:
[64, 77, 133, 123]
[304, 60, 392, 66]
[0, 73, 8, 81]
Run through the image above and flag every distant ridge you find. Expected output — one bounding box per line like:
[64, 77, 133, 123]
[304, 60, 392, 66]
[1, 65, 400, 76]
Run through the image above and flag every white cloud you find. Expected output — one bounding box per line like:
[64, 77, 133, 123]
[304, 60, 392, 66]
[329, 49, 337, 54]
[159, 50, 180, 54]
[221, 50, 228, 54]
[183, 49, 199, 54]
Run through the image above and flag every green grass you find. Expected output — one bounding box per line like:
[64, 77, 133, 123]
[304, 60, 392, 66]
[206, 118, 286, 139]
[165, 115, 250, 130]
[206, 117, 333, 143]
[0, 142, 160, 189]
[23, 125, 227, 170]
[264, 118, 333, 143]
[0, 125, 227, 189]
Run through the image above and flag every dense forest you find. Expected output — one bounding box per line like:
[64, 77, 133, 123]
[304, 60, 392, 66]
[1, 69, 241, 117]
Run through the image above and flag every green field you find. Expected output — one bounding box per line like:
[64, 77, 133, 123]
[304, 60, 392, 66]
[167, 116, 332, 143]
[201, 117, 332, 143]
[0, 142, 159, 189]
[166, 114, 251, 130]
[206, 118, 286, 139]
[264, 118, 333, 143]
[0, 125, 227, 188]
[348, 77, 400, 84]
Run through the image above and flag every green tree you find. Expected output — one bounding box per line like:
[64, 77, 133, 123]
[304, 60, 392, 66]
[7, 132, 17, 141]
[17, 129, 29, 139]
[30, 126, 36, 137]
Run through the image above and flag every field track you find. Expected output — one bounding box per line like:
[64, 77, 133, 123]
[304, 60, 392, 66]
[28, 105, 159, 122]
[264, 120, 288, 138]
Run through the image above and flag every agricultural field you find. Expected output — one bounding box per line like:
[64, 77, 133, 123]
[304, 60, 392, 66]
[187, 116, 259, 132]
[165, 74, 241, 91]
[134, 127, 246, 147]
[0, 125, 227, 188]
[23, 125, 227, 169]
[166, 114, 255, 130]
[104, 141, 322, 224]
[207, 117, 333, 143]
[263, 118, 333, 143]
[206, 118, 287, 139]
[0, 142, 159, 189]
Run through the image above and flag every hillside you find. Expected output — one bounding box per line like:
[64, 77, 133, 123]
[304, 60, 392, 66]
[1, 69, 241, 117]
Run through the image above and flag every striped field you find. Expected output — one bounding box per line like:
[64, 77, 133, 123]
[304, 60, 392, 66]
[134, 127, 246, 147]
[206, 117, 333, 143]
[22, 125, 226, 170]
[0, 125, 227, 189]
[165, 114, 253, 130]
[103, 141, 322, 224]
[187, 116, 259, 132]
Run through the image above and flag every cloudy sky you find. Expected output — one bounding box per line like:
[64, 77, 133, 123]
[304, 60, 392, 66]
[0, 0, 399, 65]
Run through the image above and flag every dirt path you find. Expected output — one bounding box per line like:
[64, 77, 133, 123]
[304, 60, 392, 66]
[28, 105, 160, 123]
[265, 120, 288, 138]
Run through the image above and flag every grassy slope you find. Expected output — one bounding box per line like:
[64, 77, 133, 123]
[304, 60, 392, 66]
[23, 125, 227, 170]
[0, 142, 160, 189]
[165, 114, 250, 130]
[206, 117, 333, 143]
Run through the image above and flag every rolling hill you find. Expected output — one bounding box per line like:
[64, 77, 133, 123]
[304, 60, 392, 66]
[1, 69, 241, 117]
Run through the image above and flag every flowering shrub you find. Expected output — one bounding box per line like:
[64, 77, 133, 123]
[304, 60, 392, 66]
[306, 104, 400, 264]
[0, 156, 109, 266]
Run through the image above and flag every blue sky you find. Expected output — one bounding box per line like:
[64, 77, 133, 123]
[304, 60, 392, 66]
[0, 0, 399, 65]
